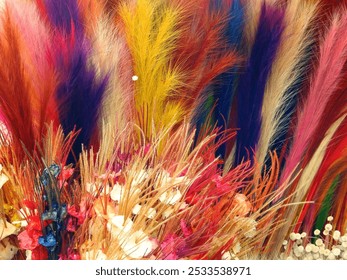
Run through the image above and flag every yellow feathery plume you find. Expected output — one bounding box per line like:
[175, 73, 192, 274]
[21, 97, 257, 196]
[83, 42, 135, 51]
[119, 0, 184, 139]
[256, 0, 317, 165]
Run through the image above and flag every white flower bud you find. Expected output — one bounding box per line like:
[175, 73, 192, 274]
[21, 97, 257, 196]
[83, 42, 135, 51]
[295, 233, 302, 240]
[332, 230, 341, 241]
[315, 239, 323, 247]
[289, 232, 296, 241]
[132, 204, 142, 215]
[312, 245, 319, 254]
[305, 244, 312, 253]
[327, 253, 335, 260]
[146, 208, 156, 219]
[325, 223, 333, 231]
[313, 253, 320, 260]
[332, 248, 341, 257]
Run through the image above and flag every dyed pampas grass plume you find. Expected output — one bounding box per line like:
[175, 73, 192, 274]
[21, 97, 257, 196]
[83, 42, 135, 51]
[0, 0, 346, 260]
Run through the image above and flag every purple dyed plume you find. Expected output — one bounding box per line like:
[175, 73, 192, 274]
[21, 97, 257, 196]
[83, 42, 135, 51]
[44, 0, 82, 35]
[235, 3, 284, 165]
[44, 0, 108, 163]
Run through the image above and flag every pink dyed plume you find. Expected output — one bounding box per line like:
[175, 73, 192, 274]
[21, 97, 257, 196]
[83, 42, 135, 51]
[280, 12, 347, 184]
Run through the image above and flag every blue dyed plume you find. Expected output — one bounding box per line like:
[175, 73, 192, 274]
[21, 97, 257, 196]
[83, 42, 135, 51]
[213, 0, 245, 159]
[56, 45, 108, 163]
[193, 0, 245, 154]
[44, 0, 108, 163]
[234, 4, 284, 165]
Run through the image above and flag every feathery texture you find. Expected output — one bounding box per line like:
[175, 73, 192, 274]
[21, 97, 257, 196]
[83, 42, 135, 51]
[42, 0, 108, 162]
[314, 176, 340, 233]
[1, 0, 347, 261]
[295, 116, 347, 234]
[213, 0, 245, 159]
[234, 3, 284, 165]
[89, 16, 134, 134]
[280, 11, 347, 184]
[119, 0, 184, 139]
[8, 0, 59, 132]
[171, 0, 239, 129]
[269, 114, 345, 258]
[257, 0, 317, 166]
[0, 7, 37, 158]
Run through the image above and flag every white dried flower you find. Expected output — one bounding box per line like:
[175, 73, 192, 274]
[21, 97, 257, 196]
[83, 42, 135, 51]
[315, 239, 323, 247]
[221, 251, 232, 260]
[296, 239, 303, 245]
[294, 248, 303, 257]
[312, 245, 319, 254]
[332, 230, 341, 241]
[323, 249, 330, 257]
[232, 242, 241, 254]
[331, 247, 341, 257]
[120, 230, 155, 259]
[107, 215, 133, 237]
[132, 204, 142, 215]
[158, 170, 187, 187]
[325, 223, 333, 231]
[0, 220, 18, 241]
[319, 247, 326, 255]
[110, 182, 123, 202]
[159, 189, 182, 205]
[297, 246, 304, 253]
[110, 183, 141, 203]
[305, 244, 312, 253]
[295, 233, 302, 240]
[289, 232, 296, 241]
[146, 208, 156, 219]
